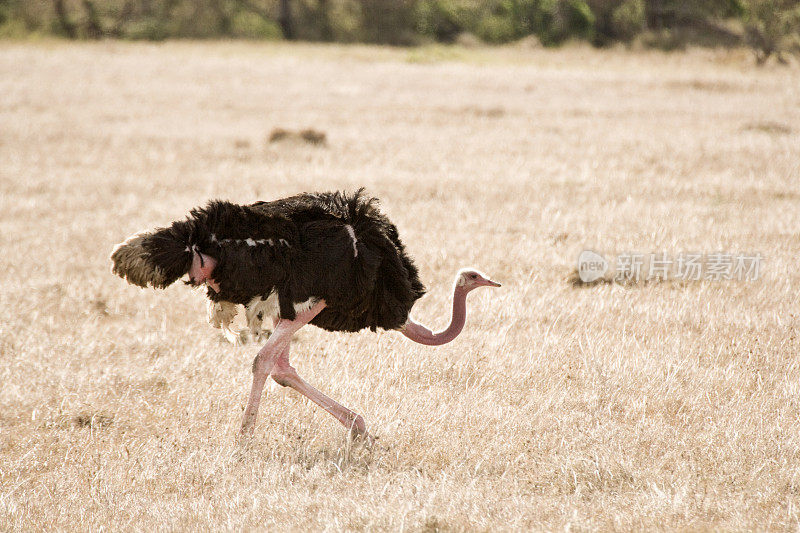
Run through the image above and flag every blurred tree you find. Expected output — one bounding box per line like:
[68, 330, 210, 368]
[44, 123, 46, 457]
[414, 0, 469, 42]
[52, 0, 77, 37]
[362, 0, 416, 44]
[742, 0, 800, 64]
[610, 0, 645, 41]
[587, 0, 644, 44]
[278, 0, 294, 38]
[318, 0, 332, 40]
[82, 0, 103, 38]
[647, 0, 743, 29]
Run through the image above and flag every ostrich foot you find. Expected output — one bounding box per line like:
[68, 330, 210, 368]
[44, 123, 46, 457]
[350, 426, 376, 447]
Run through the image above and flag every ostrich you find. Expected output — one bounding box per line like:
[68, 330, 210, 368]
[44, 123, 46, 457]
[110, 190, 500, 439]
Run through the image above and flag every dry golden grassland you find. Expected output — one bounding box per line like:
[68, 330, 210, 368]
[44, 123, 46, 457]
[1, 40, 799, 531]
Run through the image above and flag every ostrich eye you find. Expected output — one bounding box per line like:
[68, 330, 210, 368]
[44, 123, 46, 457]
[470, 274, 477, 279]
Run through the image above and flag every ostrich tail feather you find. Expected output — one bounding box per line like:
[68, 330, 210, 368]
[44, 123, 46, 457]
[110, 227, 192, 289]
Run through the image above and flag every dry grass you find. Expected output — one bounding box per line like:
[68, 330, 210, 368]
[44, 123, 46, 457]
[1, 40, 799, 531]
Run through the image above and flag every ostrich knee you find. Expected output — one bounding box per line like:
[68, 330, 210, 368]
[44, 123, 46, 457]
[252, 352, 271, 376]
[270, 359, 296, 388]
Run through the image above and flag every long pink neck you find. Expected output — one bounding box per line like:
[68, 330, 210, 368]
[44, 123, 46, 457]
[402, 284, 469, 346]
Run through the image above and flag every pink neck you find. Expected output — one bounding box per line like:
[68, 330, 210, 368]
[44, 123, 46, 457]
[402, 284, 469, 346]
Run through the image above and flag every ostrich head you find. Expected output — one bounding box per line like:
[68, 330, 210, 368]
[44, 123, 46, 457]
[456, 269, 502, 291]
[400, 268, 501, 346]
[188, 250, 220, 292]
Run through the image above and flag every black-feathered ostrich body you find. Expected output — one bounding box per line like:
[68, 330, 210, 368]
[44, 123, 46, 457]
[113, 190, 425, 332]
[111, 190, 499, 439]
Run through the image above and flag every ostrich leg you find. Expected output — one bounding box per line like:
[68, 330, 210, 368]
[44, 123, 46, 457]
[270, 344, 368, 437]
[240, 301, 326, 435]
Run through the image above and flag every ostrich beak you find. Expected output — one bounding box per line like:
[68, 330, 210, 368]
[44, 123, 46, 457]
[484, 278, 501, 288]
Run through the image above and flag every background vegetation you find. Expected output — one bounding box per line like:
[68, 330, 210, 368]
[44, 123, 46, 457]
[1, 0, 799, 62]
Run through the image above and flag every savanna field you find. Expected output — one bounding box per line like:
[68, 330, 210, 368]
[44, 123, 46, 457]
[1, 41, 799, 530]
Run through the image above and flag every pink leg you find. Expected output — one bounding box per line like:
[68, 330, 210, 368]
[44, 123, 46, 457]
[240, 301, 326, 436]
[270, 344, 369, 438]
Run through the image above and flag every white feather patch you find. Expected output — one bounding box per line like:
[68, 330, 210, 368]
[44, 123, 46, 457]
[245, 293, 319, 335]
[207, 300, 244, 344]
[345, 225, 358, 257]
[292, 297, 319, 314]
[211, 234, 285, 247]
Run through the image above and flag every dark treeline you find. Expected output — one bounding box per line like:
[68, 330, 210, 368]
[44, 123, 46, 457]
[1, 0, 798, 62]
